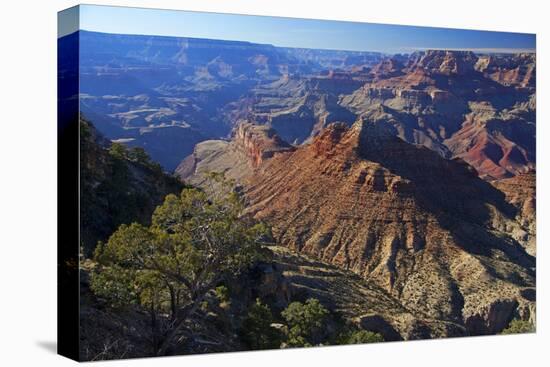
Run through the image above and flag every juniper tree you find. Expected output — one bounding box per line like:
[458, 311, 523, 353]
[91, 184, 268, 355]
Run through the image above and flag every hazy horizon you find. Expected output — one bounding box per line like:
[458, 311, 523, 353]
[58, 4, 536, 54]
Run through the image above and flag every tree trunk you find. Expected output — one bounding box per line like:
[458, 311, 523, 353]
[150, 300, 159, 355]
[168, 286, 177, 321]
[155, 291, 207, 356]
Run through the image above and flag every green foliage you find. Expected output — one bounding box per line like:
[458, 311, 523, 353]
[128, 147, 150, 165]
[215, 285, 230, 304]
[337, 329, 384, 345]
[501, 319, 535, 334]
[108, 142, 164, 175]
[127, 146, 164, 174]
[93, 187, 267, 311]
[281, 298, 329, 347]
[92, 223, 179, 313]
[91, 184, 269, 354]
[240, 299, 282, 350]
[149, 188, 268, 274]
[108, 142, 129, 160]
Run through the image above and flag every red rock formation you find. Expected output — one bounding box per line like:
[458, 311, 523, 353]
[244, 119, 535, 331]
[493, 170, 536, 220]
[234, 122, 293, 168]
[370, 58, 405, 78]
[476, 53, 536, 88]
[408, 50, 478, 75]
[341, 51, 535, 180]
[492, 171, 536, 255]
[444, 102, 535, 180]
[175, 121, 293, 184]
[371, 67, 435, 89]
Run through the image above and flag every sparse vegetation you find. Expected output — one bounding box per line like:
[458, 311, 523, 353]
[108, 142, 128, 160]
[337, 329, 384, 345]
[501, 319, 535, 335]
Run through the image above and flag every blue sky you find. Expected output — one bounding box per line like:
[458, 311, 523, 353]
[68, 4, 535, 53]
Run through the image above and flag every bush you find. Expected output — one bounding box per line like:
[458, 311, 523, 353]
[281, 298, 329, 347]
[108, 142, 128, 160]
[337, 329, 384, 345]
[128, 147, 150, 165]
[501, 319, 535, 334]
[240, 299, 282, 350]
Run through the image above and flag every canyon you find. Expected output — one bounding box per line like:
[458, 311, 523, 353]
[73, 31, 535, 179]
[71, 30, 536, 341]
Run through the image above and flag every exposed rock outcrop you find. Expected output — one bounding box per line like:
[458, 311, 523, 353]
[175, 121, 293, 185]
[243, 119, 535, 335]
[476, 53, 536, 88]
[443, 101, 535, 180]
[493, 171, 536, 223]
[234, 122, 293, 167]
[340, 51, 535, 179]
[408, 50, 478, 75]
[463, 299, 518, 335]
[492, 171, 536, 255]
[262, 246, 465, 340]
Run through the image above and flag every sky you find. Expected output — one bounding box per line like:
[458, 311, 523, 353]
[59, 4, 536, 54]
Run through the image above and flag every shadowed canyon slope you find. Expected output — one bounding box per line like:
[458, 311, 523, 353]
[79, 118, 184, 255]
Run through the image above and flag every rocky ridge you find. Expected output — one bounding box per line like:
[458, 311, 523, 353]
[175, 122, 293, 185]
[222, 50, 535, 180]
[339, 50, 535, 179]
[241, 119, 535, 335]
